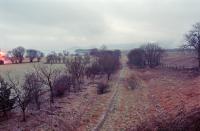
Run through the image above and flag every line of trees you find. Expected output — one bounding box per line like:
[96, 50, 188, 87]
[128, 43, 164, 68]
[26, 49, 44, 62]
[46, 51, 69, 64]
[87, 49, 121, 80]
[5, 46, 44, 64]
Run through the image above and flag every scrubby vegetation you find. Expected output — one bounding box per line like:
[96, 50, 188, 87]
[0, 47, 121, 129]
[53, 74, 71, 97]
[127, 75, 141, 90]
[135, 108, 200, 131]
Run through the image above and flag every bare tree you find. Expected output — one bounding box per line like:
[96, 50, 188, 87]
[85, 61, 101, 79]
[0, 76, 15, 118]
[141, 43, 164, 68]
[23, 72, 43, 110]
[26, 49, 38, 62]
[6, 51, 16, 64]
[98, 51, 120, 80]
[12, 46, 25, 63]
[36, 51, 44, 62]
[46, 52, 58, 64]
[65, 56, 85, 92]
[34, 64, 60, 103]
[184, 22, 200, 67]
[7, 75, 32, 122]
[128, 48, 145, 68]
[53, 74, 72, 97]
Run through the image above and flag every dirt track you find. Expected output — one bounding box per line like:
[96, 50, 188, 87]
[92, 57, 151, 131]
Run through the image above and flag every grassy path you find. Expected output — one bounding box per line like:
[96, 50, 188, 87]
[92, 57, 152, 131]
[92, 62, 126, 131]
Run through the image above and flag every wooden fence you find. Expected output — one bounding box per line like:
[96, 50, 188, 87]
[159, 64, 200, 72]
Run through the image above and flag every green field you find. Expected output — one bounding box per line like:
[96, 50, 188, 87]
[0, 62, 65, 81]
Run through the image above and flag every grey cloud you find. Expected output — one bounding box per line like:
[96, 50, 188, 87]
[0, 0, 200, 51]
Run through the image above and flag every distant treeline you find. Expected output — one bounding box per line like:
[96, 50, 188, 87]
[5, 46, 44, 64]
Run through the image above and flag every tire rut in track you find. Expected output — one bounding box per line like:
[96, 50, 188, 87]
[92, 65, 126, 131]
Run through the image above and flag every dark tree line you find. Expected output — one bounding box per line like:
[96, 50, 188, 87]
[46, 51, 69, 64]
[26, 49, 44, 62]
[88, 49, 121, 80]
[128, 43, 164, 68]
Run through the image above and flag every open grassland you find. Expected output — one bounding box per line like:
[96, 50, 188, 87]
[161, 51, 198, 67]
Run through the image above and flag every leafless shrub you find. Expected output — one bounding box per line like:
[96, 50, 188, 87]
[85, 61, 102, 79]
[7, 74, 32, 122]
[23, 72, 43, 110]
[127, 75, 141, 90]
[53, 74, 72, 97]
[127, 48, 145, 68]
[96, 82, 109, 95]
[65, 56, 85, 92]
[33, 64, 61, 103]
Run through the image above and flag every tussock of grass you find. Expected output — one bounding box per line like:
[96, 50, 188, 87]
[127, 74, 142, 90]
[134, 108, 200, 131]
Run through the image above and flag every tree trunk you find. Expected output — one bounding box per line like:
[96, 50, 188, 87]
[3, 109, 8, 118]
[50, 86, 54, 103]
[107, 73, 111, 80]
[35, 97, 40, 110]
[19, 58, 23, 63]
[22, 109, 26, 122]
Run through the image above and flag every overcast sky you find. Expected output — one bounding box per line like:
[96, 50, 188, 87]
[0, 0, 200, 52]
